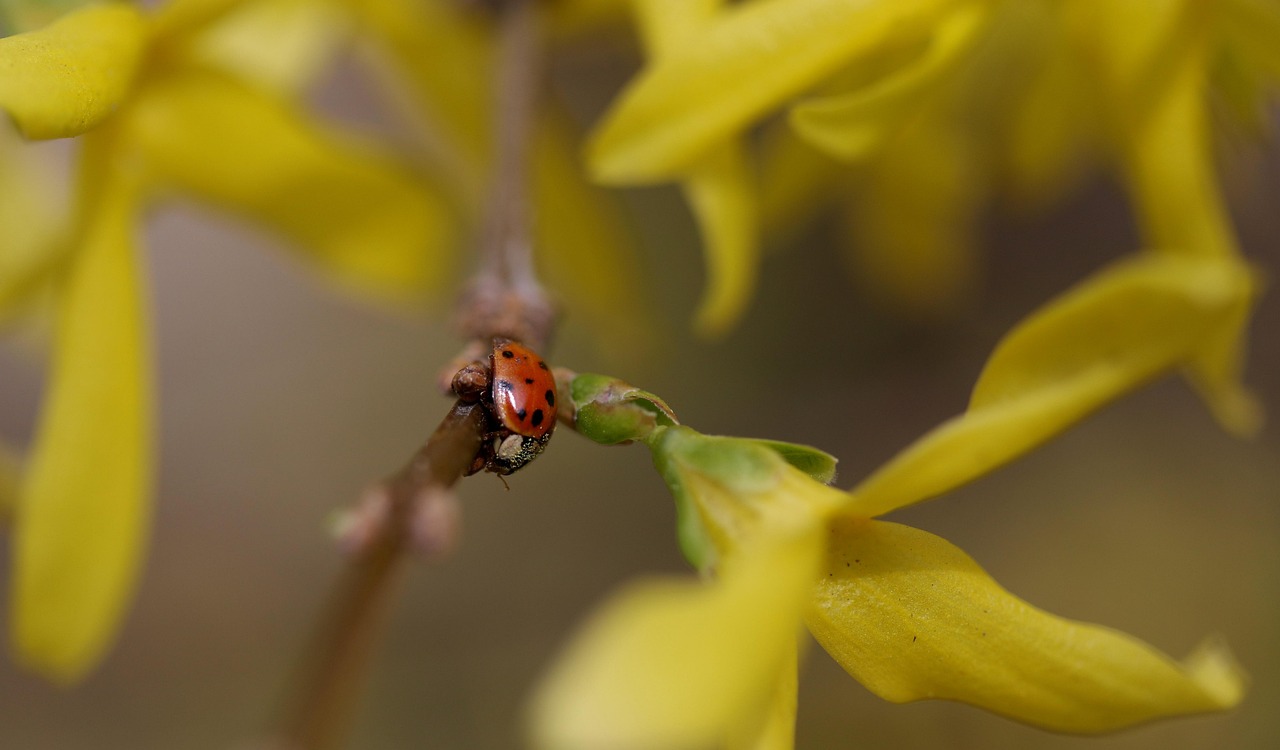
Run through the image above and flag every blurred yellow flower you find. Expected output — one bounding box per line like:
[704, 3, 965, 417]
[591, 0, 1275, 375]
[531, 251, 1251, 749]
[0, 0, 455, 681]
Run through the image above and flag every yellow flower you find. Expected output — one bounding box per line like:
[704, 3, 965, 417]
[530, 252, 1250, 749]
[591, 0, 1273, 388]
[0, 0, 455, 681]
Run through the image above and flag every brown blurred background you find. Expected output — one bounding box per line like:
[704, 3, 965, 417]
[2, 33, 1280, 750]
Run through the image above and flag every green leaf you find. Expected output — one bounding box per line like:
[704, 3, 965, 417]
[747, 439, 838, 484]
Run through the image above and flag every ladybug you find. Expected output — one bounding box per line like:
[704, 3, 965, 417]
[454, 338, 557, 476]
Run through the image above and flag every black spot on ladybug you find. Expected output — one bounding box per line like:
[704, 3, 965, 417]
[497, 380, 513, 391]
[525, 377, 534, 384]
[545, 390, 555, 407]
[531, 409, 544, 427]
[501, 350, 515, 359]
[517, 409, 527, 420]
[537, 360, 548, 370]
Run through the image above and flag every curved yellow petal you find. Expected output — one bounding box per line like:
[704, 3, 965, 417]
[0, 3, 148, 139]
[124, 69, 455, 301]
[727, 639, 798, 750]
[789, 2, 986, 163]
[151, 0, 254, 39]
[588, 0, 950, 183]
[807, 520, 1246, 732]
[632, 0, 721, 55]
[1124, 31, 1233, 259]
[1116, 24, 1262, 436]
[529, 529, 817, 750]
[180, 0, 346, 95]
[685, 144, 759, 337]
[13, 131, 152, 682]
[845, 255, 1254, 518]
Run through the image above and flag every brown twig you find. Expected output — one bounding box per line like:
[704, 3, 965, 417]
[454, 0, 557, 353]
[276, 403, 486, 750]
[265, 2, 553, 749]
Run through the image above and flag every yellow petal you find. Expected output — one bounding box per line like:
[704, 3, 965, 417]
[588, 0, 950, 182]
[684, 144, 760, 337]
[13, 131, 152, 681]
[124, 69, 455, 301]
[632, 0, 721, 55]
[727, 639, 798, 750]
[1114, 22, 1262, 435]
[180, 0, 347, 95]
[529, 529, 817, 750]
[1123, 26, 1234, 259]
[807, 520, 1246, 732]
[0, 3, 148, 139]
[789, 2, 986, 163]
[151, 0, 254, 39]
[845, 254, 1254, 518]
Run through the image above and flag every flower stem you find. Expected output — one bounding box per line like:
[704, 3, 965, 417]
[455, 0, 557, 351]
[267, 2, 554, 747]
[275, 403, 487, 750]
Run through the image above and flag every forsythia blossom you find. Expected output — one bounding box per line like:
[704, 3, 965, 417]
[532, 251, 1250, 749]
[594, 0, 1275, 376]
[0, 0, 455, 681]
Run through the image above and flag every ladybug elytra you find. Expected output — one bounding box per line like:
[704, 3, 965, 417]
[454, 338, 557, 476]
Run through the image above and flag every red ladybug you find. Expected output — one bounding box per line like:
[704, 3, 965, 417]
[454, 338, 557, 476]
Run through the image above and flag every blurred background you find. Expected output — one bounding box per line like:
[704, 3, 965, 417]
[3, 6, 1280, 749]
